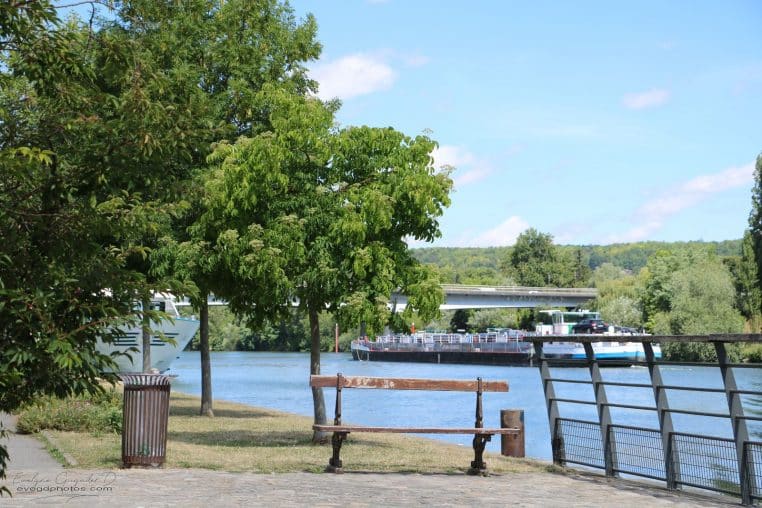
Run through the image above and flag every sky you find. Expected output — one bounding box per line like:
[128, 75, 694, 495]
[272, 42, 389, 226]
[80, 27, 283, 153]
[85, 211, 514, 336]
[289, 0, 762, 248]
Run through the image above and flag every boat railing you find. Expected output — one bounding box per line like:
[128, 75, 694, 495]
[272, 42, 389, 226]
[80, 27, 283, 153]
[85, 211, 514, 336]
[358, 332, 533, 354]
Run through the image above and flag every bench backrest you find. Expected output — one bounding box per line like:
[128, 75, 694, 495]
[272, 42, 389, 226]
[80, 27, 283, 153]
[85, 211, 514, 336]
[310, 375, 508, 392]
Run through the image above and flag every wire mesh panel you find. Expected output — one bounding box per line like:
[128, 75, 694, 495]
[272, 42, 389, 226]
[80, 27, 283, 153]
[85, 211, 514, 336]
[671, 433, 740, 496]
[744, 441, 762, 501]
[555, 418, 605, 469]
[609, 425, 666, 481]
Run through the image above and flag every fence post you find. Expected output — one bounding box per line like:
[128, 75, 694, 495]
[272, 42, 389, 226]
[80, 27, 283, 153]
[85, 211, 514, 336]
[715, 341, 752, 505]
[643, 341, 679, 490]
[533, 340, 564, 465]
[583, 341, 616, 477]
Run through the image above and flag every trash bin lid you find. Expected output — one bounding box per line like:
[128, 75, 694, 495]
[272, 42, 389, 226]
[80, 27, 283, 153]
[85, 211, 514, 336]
[120, 373, 171, 386]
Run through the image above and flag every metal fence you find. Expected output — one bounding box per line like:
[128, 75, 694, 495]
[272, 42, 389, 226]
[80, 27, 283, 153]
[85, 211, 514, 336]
[532, 335, 762, 505]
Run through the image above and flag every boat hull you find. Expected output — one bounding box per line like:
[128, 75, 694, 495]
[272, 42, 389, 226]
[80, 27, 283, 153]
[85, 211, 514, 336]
[351, 346, 532, 366]
[351, 335, 534, 366]
[97, 317, 200, 373]
[351, 336, 661, 367]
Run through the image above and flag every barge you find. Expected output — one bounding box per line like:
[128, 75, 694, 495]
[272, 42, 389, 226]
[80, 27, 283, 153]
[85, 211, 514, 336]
[350, 330, 534, 365]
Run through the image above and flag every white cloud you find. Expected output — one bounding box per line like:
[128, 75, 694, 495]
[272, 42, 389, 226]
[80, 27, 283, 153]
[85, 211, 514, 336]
[432, 145, 475, 168]
[467, 217, 531, 247]
[608, 162, 754, 243]
[622, 88, 671, 110]
[432, 145, 493, 187]
[311, 53, 397, 100]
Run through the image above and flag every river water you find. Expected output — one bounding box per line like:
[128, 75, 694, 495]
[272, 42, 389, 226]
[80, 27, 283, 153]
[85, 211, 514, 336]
[169, 351, 762, 460]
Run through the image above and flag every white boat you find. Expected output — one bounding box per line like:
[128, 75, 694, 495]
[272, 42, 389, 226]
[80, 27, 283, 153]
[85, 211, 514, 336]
[535, 310, 661, 363]
[96, 295, 200, 373]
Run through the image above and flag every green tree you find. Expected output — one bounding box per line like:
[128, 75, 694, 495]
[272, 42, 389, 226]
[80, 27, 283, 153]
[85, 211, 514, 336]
[641, 251, 744, 361]
[0, 0, 197, 482]
[749, 154, 762, 292]
[503, 228, 576, 287]
[201, 89, 452, 440]
[450, 309, 472, 332]
[598, 296, 642, 328]
[470, 309, 518, 331]
[132, 0, 321, 415]
[725, 231, 762, 331]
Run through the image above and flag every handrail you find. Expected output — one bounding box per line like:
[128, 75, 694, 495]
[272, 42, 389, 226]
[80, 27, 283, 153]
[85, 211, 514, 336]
[535, 337, 762, 504]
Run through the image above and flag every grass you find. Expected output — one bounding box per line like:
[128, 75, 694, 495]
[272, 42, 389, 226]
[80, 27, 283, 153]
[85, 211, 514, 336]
[45, 392, 548, 474]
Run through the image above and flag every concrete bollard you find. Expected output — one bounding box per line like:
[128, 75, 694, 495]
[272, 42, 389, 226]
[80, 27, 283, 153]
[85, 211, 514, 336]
[500, 409, 525, 457]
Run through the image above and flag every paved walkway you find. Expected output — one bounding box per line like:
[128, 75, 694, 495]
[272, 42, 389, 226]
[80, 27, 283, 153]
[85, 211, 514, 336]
[0, 415, 739, 507]
[1, 468, 737, 507]
[0, 414, 63, 472]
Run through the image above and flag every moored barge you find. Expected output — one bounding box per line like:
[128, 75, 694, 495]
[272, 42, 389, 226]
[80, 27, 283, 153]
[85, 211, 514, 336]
[350, 330, 534, 365]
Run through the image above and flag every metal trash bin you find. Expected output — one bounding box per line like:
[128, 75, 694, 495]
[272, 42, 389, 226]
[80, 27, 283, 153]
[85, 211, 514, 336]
[121, 374, 171, 467]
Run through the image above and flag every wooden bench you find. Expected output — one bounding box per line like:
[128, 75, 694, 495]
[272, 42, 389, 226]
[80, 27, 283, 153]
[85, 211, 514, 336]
[310, 374, 519, 475]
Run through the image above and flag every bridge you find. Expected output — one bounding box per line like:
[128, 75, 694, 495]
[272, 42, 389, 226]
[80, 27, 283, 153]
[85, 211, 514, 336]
[393, 284, 597, 310]
[172, 285, 597, 311]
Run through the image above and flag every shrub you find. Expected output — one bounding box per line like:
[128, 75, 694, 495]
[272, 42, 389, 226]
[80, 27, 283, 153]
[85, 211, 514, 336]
[742, 344, 762, 363]
[17, 389, 122, 434]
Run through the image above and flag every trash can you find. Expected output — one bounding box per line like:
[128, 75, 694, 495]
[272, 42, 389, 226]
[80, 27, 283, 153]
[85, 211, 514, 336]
[121, 374, 171, 467]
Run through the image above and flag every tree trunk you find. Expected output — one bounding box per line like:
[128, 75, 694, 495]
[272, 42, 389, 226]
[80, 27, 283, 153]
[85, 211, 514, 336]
[141, 297, 151, 373]
[199, 296, 214, 417]
[309, 306, 327, 443]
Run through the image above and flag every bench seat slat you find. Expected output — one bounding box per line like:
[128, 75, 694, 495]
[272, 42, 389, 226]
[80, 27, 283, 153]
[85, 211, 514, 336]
[313, 424, 519, 435]
[310, 375, 508, 392]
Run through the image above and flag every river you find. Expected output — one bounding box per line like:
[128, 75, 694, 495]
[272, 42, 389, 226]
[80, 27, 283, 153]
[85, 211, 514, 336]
[169, 351, 762, 460]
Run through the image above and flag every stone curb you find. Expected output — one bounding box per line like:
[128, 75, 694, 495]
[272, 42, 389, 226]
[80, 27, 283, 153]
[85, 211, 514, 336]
[39, 431, 78, 467]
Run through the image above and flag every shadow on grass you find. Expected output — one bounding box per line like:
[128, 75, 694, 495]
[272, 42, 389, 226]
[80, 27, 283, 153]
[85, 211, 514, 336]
[169, 405, 274, 419]
[168, 429, 316, 447]
[167, 430, 403, 450]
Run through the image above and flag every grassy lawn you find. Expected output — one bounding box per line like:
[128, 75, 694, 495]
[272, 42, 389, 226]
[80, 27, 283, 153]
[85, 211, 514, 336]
[46, 392, 548, 474]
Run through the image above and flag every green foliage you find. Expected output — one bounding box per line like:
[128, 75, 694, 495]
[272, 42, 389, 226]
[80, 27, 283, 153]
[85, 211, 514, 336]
[742, 154, 762, 329]
[0, 0, 324, 469]
[16, 389, 123, 434]
[741, 344, 762, 363]
[723, 234, 762, 331]
[449, 309, 472, 332]
[411, 240, 741, 288]
[661, 342, 742, 363]
[469, 309, 518, 332]
[502, 229, 590, 288]
[504, 228, 561, 287]
[586, 240, 742, 272]
[642, 250, 744, 335]
[598, 296, 642, 328]
[202, 88, 452, 336]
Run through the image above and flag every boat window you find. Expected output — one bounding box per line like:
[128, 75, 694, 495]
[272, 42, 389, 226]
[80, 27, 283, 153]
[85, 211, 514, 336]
[150, 301, 166, 312]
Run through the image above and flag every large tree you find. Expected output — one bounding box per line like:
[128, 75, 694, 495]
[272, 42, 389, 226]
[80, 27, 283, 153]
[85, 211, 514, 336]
[116, 0, 321, 414]
[743, 153, 762, 328]
[201, 89, 452, 439]
[0, 0, 197, 484]
[641, 250, 744, 360]
[503, 228, 584, 287]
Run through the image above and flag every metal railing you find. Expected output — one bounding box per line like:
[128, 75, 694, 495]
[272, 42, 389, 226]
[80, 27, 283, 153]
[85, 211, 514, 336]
[532, 335, 762, 505]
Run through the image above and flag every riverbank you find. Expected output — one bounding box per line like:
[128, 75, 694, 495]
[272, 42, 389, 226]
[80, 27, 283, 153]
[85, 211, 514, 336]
[40, 392, 545, 474]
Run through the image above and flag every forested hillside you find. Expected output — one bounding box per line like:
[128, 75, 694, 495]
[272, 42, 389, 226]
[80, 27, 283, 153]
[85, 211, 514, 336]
[413, 240, 742, 284]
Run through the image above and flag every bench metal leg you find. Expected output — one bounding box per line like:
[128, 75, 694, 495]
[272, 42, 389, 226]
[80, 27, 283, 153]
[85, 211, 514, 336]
[468, 434, 492, 476]
[327, 432, 348, 473]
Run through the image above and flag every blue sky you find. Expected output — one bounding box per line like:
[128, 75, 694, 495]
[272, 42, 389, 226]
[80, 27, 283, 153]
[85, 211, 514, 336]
[290, 0, 762, 247]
